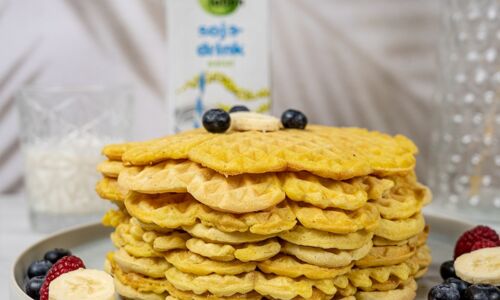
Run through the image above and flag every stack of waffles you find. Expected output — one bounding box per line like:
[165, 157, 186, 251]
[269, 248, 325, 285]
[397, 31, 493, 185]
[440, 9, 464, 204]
[96, 125, 432, 300]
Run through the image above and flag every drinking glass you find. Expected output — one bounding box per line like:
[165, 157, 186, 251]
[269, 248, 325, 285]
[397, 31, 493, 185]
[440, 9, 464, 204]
[17, 85, 133, 232]
[429, 0, 500, 223]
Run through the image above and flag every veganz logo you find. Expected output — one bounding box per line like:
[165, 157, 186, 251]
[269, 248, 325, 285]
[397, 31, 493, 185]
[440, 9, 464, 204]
[199, 0, 242, 16]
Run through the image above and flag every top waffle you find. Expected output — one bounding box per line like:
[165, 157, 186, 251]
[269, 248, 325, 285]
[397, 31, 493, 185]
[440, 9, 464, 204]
[105, 125, 417, 180]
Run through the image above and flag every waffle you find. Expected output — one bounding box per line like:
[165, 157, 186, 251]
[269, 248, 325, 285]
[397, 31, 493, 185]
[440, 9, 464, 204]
[121, 126, 417, 179]
[164, 250, 256, 275]
[257, 255, 352, 279]
[184, 223, 276, 244]
[125, 192, 296, 235]
[355, 278, 417, 300]
[279, 226, 374, 250]
[118, 160, 395, 213]
[374, 213, 425, 241]
[97, 160, 125, 178]
[282, 173, 393, 210]
[281, 240, 373, 268]
[113, 248, 170, 278]
[355, 244, 416, 268]
[291, 202, 380, 234]
[186, 238, 281, 262]
[372, 174, 431, 220]
[98, 123, 430, 300]
[119, 160, 393, 213]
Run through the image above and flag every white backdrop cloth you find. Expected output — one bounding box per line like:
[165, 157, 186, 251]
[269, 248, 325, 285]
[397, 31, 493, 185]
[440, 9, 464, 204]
[0, 0, 439, 193]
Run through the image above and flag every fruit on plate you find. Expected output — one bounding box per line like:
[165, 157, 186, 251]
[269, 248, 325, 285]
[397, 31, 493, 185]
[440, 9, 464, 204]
[429, 226, 500, 300]
[27, 260, 52, 279]
[25, 276, 45, 299]
[464, 284, 500, 300]
[455, 247, 500, 286]
[428, 283, 461, 300]
[39, 255, 86, 300]
[454, 225, 499, 259]
[444, 278, 469, 298]
[440, 260, 457, 280]
[43, 248, 72, 264]
[47, 269, 115, 300]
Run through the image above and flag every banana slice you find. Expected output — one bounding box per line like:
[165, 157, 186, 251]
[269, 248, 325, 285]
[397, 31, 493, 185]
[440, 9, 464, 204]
[230, 112, 281, 132]
[455, 246, 500, 285]
[49, 269, 115, 300]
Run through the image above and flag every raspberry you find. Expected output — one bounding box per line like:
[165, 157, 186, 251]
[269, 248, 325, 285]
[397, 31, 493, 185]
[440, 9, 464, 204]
[454, 225, 499, 259]
[470, 239, 498, 252]
[39, 255, 85, 300]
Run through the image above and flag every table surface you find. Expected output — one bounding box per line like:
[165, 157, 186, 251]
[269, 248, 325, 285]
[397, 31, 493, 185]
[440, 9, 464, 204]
[1, 194, 499, 299]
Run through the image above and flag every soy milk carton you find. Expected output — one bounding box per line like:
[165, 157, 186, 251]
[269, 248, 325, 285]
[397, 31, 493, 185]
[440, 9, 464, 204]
[167, 0, 270, 132]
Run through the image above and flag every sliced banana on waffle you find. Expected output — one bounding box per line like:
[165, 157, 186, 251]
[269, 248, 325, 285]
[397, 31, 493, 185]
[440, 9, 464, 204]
[455, 247, 500, 285]
[230, 112, 281, 132]
[48, 269, 115, 300]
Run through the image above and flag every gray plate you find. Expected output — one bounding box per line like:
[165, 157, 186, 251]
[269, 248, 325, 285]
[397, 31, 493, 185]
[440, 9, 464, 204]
[10, 215, 472, 300]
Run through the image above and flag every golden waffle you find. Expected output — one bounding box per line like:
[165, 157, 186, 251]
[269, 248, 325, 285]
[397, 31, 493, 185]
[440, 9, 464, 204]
[257, 255, 352, 279]
[355, 278, 417, 300]
[254, 272, 338, 300]
[374, 213, 425, 241]
[371, 225, 428, 247]
[279, 226, 374, 250]
[183, 223, 276, 244]
[102, 209, 129, 228]
[186, 238, 281, 262]
[127, 218, 190, 253]
[165, 268, 255, 297]
[282, 173, 393, 210]
[281, 240, 372, 268]
[121, 126, 417, 179]
[113, 278, 165, 300]
[372, 174, 431, 220]
[414, 245, 432, 279]
[291, 202, 380, 234]
[109, 255, 169, 295]
[119, 160, 397, 213]
[355, 244, 416, 268]
[119, 160, 285, 213]
[102, 140, 155, 161]
[111, 223, 162, 258]
[125, 192, 296, 235]
[165, 283, 263, 300]
[95, 177, 127, 203]
[97, 160, 125, 178]
[113, 249, 170, 278]
[164, 250, 257, 275]
[348, 258, 420, 289]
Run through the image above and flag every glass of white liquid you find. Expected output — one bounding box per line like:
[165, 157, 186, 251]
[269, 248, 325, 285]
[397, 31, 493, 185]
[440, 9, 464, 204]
[17, 85, 133, 233]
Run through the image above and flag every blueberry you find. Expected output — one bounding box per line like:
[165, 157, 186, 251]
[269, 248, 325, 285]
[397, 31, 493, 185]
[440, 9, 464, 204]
[428, 284, 461, 300]
[281, 109, 308, 129]
[43, 248, 71, 264]
[25, 275, 45, 299]
[202, 109, 231, 133]
[27, 260, 52, 279]
[440, 260, 457, 280]
[229, 105, 250, 113]
[445, 277, 469, 297]
[465, 284, 500, 300]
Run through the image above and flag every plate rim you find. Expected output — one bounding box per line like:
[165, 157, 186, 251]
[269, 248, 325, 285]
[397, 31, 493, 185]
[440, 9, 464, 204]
[10, 221, 108, 299]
